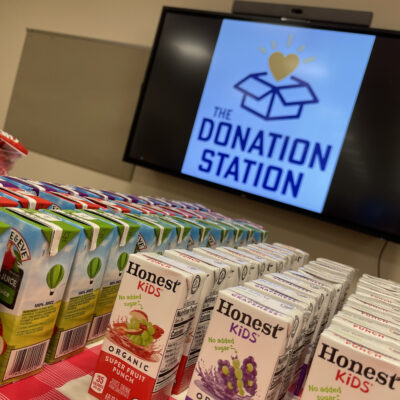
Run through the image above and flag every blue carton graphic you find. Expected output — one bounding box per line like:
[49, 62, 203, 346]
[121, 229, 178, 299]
[234, 72, 318, 120]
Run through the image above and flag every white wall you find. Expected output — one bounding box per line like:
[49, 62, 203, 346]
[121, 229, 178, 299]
[1, 0, 399, 283]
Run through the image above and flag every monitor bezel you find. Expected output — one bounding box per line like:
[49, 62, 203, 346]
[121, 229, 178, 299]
[124, 6, 400, 243]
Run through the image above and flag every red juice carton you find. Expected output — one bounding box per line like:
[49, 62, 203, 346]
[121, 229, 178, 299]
[89, 252, 205, 400]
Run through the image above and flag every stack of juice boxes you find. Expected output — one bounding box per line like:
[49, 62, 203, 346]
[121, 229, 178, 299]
[302, 273, 400, 399]
[183, 255, 355, 400]
[0, 174, 270, 389]
[88, 242, 316, 399]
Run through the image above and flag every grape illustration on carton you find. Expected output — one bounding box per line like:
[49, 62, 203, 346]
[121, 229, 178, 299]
[195, 355, 258, 399]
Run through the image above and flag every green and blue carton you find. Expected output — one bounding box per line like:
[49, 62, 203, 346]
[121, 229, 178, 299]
[0, 208, 81, 385]
[44, 209, 115, 363]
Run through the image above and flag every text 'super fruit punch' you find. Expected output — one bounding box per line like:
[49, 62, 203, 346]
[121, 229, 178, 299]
[0, 208, 80, 385]
[89, 253, 205, 400]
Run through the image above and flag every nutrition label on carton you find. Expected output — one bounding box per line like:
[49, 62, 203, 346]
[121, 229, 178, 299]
[187, 292, 218, 367]
[154, 303, 196, 392]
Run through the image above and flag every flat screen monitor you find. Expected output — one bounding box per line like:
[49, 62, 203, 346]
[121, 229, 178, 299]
[124, 7, 400, 243]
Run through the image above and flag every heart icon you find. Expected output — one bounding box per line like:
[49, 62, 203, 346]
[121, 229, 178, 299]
[268, 52, 299, 81]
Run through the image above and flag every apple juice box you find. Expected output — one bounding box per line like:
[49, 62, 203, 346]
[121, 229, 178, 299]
[170, 216, 211, 250]
[88, 252, 205, 400]
[125, 214, 173, 254]
[157, 216, 192, 250]
[44, 209, 115, 363]
[302, 329, 400, 400]
[84, 210, 141, 343]
[0, 208, 81, 385]
[185, 288, 291, 400]
[164, 249, 229, 393]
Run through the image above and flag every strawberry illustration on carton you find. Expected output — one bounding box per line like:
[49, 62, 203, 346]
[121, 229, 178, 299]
[0, 208, 80, 386]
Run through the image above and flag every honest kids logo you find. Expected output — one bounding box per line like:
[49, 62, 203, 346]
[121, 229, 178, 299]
[234, 35, 318, 121]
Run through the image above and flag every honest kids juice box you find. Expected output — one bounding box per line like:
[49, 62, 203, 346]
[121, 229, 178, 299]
[85, 210, 141, 343]
[302, 329, 400, 400]
[89, 252, 204, 400]
[186, 288, 291, 400]
[0, 208, 80, 385]
[164, 249, 228, 394]
[44, 209, 115, 363]
[126, 214, 173, 254]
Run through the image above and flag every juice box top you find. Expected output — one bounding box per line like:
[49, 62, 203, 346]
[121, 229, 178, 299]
[48, 192, 102, 209]
[46, 209, 114, 252]
[86, 198, 132, 213]
[0, 208, 81, 256]
[86, 209, 141, 247]
[125, 214, 172, 247]
[129, 252, 198, 299]
[302, 329, 400, 400]
[158, 216, 192, 245]
[146, 254, 207, 303]
[245, 280, 311, 313]
[0, 176, 44, 194]
[356, 284, 400, 307]
[164, 249, 229, 289]
[0, 188, 52, 209]
[166, 216, 210, 242]
[329, 316, 400, 352]
[360, 274, 400, 293]
[217, 246, 260, 279]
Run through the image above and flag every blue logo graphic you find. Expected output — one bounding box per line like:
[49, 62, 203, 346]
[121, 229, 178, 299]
[234, 73, 318, 120]
[181, 19, 375, 213]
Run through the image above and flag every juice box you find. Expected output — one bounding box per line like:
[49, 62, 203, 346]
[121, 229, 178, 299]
[235, 219, 269, 243]
[302, 329, 400, 399]
[0, 208, 80, 385]
[0, 188, 52, 209]
[273, 243, 310, 268]
[186, 288, 291, 400]
[89, 252, 205, 400]
[157, 216, 192, 250]
[231, 285, 304, 398]
[164, 249, 229, 393]
[85, 210, 141, 343]
[239, 246, 283, 273]
[126, 215, 173, 254]
[44, 209, 115, 363]
[193, 247, 246, 286]
[168, 217, 210, 250]
[217, 246, 263, 279]
[248, 244, 288, 271]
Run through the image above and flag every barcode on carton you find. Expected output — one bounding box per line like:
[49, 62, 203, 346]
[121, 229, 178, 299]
[88, 313, 111, 340]
[55, 322, 90, 358]
[4, 340, 49, 380]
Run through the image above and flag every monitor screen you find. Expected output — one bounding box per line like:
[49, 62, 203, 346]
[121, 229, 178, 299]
[125, 8, 400, 242]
